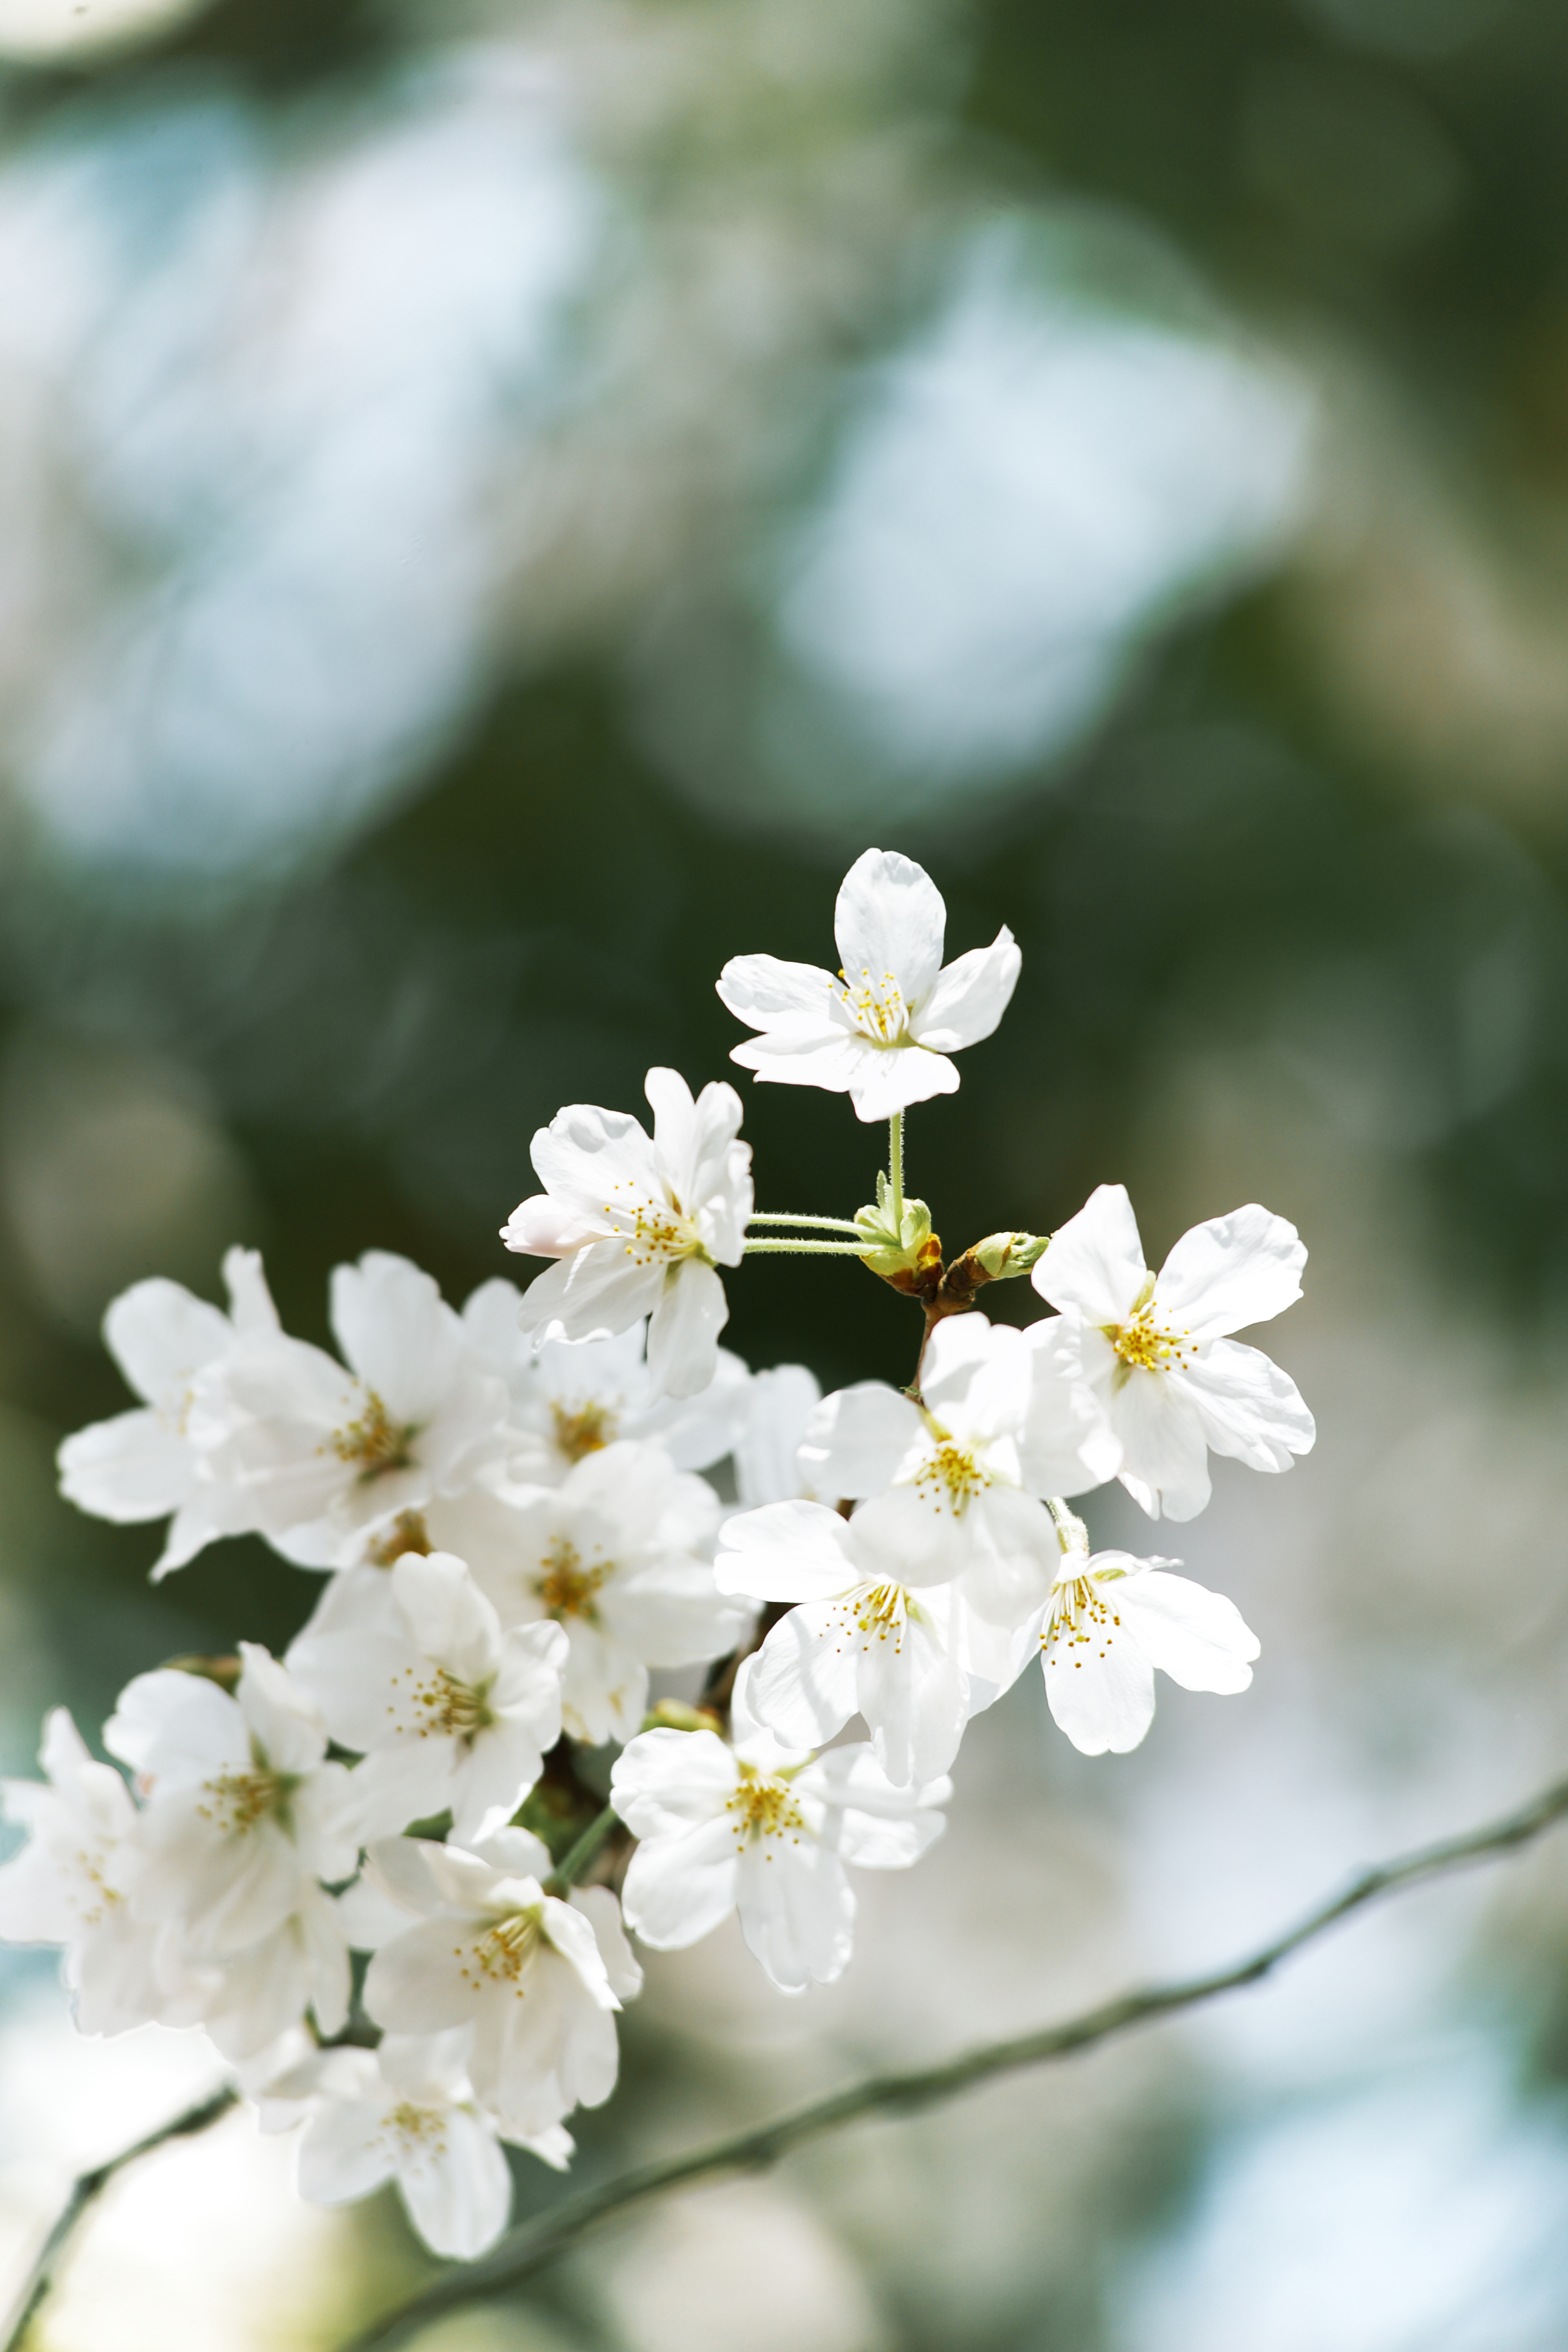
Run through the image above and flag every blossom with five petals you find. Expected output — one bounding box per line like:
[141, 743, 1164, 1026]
[715, 1500, 1024, 1784]
[56, 1249, 278, 1577]
[0, 1709, 177, 2035]
[798, 1313, 1120, 1622]
[461, 1283, 751, 1483]
[187, 1251, 512, 1570]
[105, 1646, 358, 1961]
[432, 1440, 749, 1746]
[716, 847, 1020, 1121]
[502, 1069, 752, 1400]
[1033, 1533, 1260, 1755]
[286, 1550, 568, 1845]
[611, 1662, 950, 1994]
[360, 1827, 642, 2140]
[1031, 1185, 1315, 1520]
[261, 2030, 568, 2259]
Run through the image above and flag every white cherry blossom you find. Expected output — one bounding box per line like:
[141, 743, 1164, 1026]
[286, 1550, 567, 1844]
[800, 1313, 1120, 1621]
[360, 1827, 642, 2139]
[612, 1662, 949, 1994]
[0, 1709, 176, 2035]
[1033, 1535, 1260, 1755]
[462, 1283, 751, 1482]
[502, 1068, 752, 1400]
[105, 1647, 357, 1961]
[187, 1251, 512, 1571]
[56, 1249, 278, 1577]
[715, 1500, 1023, 1784]
[716, 847, 1021, 1122]
[432, 1441, 749, 1746]
[1031, 1185, 1315, 1520]
[262, 2030, 567, 2259]
[169, 1885, 352, 2061]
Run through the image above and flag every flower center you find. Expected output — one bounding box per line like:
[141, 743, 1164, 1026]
[329, 1391, 420, 1483]
[462, 1907, 543, 1993]
[838, 967, 911, 1048]
[1042, 1574, 1122, 1667]
[726, 1762, 807, 1848]
[383, 2101, 448, 2160]
[394, 1665, 493, 1743]
[365, 1509, 432, 1566]
[604, 1181, 699, 1267]
[550, 1400, 618, 1462]
[197, 1767, 297, 1837]
[914, 1440, 988, 1516]
[533, 1538, 609, 1622]
[1104, 1280, 1195, 1381]
[834, 1580, 911, 1651]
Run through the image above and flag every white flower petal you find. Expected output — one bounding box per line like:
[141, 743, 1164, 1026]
[621, 1812, 742, 1950]
[104, 1278, 234, 1405]
[1043, 1623, 1157, 1755]
[1120, 1568, 1258, 1694]
[297, 2098, 396, 2205]
[1031, 1184, 1149, 1328]
[746, 1601, 860, 1752]
[646, 1260, 729, 1401]
[611, 1728, 737, 1840]
[1111, 1369, 1213, 1522]
[529, 1102, 663, 1224]
[1156, 1203, 1306, 1339]
[800, 1383, 922, 1501]
[1178, 1341, 1316, 1472]
[833, 848, 947, 1013]
[398, 2106, 512, 2260]
[733, 1364, 821, 1506]
[715, 954, 839, 1028]
[516, 1240, 667, 1347]
[391, 1551, 501, 1685]
[845, 1043, 960, 1123]
[735, 1839, 853, 1994]
[715, 1499, 857, 1602]
[56, 1409, 194, 1523]
[912, 928, 1021, 1051]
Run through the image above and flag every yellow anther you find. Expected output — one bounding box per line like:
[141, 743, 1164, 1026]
[328, 1391, 419, 1483]
[534, 1539, 609, 1622]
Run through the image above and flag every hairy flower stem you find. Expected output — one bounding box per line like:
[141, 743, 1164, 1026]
[889, 1112, 904, 1224]
[340, 1766, 1568, 2352]
[742, 1240, 868, 1257]
[746, 1213, 863, 1234]
[543, 1803, 621, 1896]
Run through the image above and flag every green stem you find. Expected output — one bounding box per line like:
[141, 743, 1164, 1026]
[742, 1239, 868, 1257]
[889, 1112, 904, 1224]
[746, 1213, 864, 1234]
[544, 1803, 620, 1895]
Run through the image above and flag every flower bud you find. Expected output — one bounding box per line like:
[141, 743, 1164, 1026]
[969, 1231, 1050, 1281]
[855, 1178, 937, 1280]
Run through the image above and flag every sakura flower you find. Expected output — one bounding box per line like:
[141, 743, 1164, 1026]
[286, 1550, 567, 1844]
[800, 1313, 1120, 1621]
[56, 1248, 278, 1577]
[262, 2031, 567, 2260]
[461, 1282, 751, 1482]
[715, 1500, 1023, 1784]
[432, 1440, 749, 1746]
[612, 1662, 950, 1994]
[501, 1068, 752, 1400]
[716, 847, 1021, 1122]
[1033, 1532, 1260, 1756]
[188, 1251, 512, 1570]
[0, 1709, 174, 2035]
[1031, 1185, 1316, 1520]
[105, 1646, 357, 1961]
[360, 1827, 642, 2140]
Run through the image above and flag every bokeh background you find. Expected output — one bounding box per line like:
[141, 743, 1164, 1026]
[2, 0, 1568, 2343]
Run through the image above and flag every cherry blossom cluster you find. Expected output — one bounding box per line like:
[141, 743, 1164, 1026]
[0, 848, 1314, 2265]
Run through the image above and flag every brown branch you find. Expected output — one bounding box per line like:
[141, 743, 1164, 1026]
[338, 1767, 1568, 2352]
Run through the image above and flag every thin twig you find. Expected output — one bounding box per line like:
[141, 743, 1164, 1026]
[341, 1768, 1568, 2352]
[0, 2083, 239, 2352]
[544, 1802, 621, 1896]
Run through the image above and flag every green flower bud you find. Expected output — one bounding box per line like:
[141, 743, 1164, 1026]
[969, 1231, 1051, 1282]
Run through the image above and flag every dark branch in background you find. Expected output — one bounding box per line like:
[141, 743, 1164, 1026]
[13, 1775, 1568, 2352]
[0, 2083, 239, 2352]
[338, 1767, 1568, 2352]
